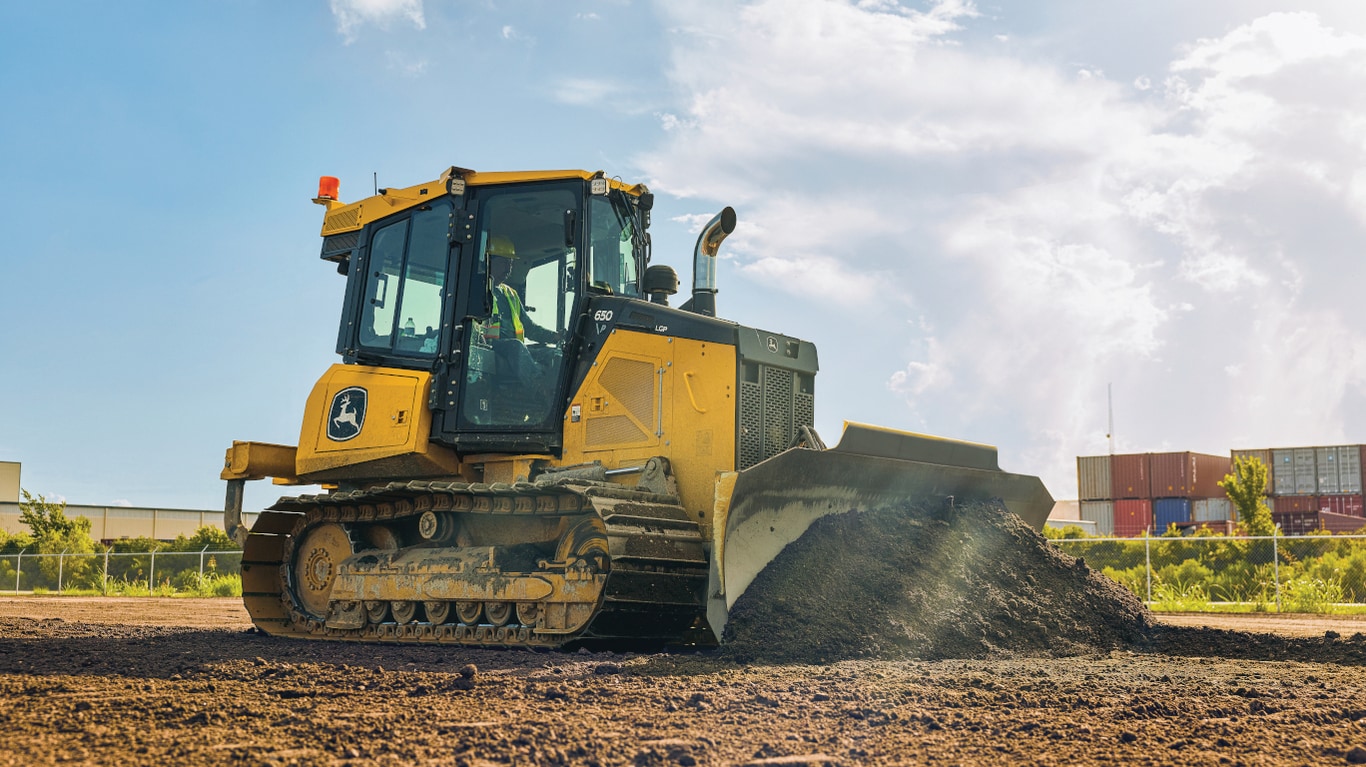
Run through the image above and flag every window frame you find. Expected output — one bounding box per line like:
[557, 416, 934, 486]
[337, 199, 455, 369]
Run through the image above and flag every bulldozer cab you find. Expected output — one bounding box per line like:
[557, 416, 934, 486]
[332, 173, 649, 455]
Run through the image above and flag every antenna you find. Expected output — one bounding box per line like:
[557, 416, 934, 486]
[1107, 382, 1115, 455]
[373, 172, 378, 195]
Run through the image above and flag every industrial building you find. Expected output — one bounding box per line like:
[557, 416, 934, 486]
[0, 461, 256, 543]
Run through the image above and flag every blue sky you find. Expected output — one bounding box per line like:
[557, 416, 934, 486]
[2, 0, 1365, 512]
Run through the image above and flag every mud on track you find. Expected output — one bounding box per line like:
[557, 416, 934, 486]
[6, 599, 1366, 766]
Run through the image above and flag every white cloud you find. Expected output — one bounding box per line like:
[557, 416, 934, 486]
[330, 0, 425, 44]
[554, 78, 621, 106]
[642, 2, 1366, 498]
[889, 336, 954, 398]
[501, 24, 536, 43]
[111, 499, 132, 508]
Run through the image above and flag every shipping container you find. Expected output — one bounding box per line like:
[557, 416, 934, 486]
[1342, 446, 1363, 494]
[1294, 448, 1317, 494]
[1316, 493, 1364, 517]
[1317, 447, 1342, 494]
[1271, 449, 1297, 495]
[1193, 497, 1235, 522]
[1113, 499, 1153, 537]
[1080, 500, 1114, 537]
[1273, 495, 1318, 513]
[1111, 454, 1150, 499]
[1231, 448, 1272, 472]
[1272, 510, 1366, 536]
[1312, 446, 1366, 494]
[1149, 452, 1230, 498]
[1077, 456, 1112, 501]
[1153, 498, 1191, 532]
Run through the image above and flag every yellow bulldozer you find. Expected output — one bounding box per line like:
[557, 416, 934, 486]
[220, 166, 1053, 647]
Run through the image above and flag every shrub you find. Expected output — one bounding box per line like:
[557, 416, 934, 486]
[1283, 574, 1345, 613]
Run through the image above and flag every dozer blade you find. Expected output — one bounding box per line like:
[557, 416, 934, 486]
[706, 422, 1053, 642]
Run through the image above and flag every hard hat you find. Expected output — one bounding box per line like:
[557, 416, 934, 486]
[487, 235, 517, 258]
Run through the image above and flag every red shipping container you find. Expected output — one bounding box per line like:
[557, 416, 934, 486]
[1149, 452, 1231, 498]
[1317, 493, 1364, 517]
[1273, 510, 1366, 535]
[1273, 495, 1317, 513]
[1113, 499, 1153, 537]
[1111, 454, 1151, 499]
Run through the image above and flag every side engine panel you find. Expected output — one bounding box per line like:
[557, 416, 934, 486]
[560, 329, 737, 538]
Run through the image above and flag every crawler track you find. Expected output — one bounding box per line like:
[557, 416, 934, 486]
[238, 480, 711, 648]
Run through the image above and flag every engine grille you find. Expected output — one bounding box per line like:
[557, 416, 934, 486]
[586, 357, 656, 448]
[737, 363, 815, 470]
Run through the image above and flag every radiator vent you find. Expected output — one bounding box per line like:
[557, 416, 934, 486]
[737, 363, 815, 470]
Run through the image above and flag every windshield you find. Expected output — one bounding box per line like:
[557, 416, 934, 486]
[461, 185, 579, 429]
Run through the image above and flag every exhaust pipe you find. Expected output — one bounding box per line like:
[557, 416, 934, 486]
[688, 207, 736, 317]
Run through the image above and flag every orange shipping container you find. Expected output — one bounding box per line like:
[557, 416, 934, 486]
[1149, 452, 1231, 499]
[1272, 495, 1317, 513]
[1111, 454, 1150, 500]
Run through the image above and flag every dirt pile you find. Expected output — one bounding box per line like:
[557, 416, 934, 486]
[723, 499, 1153, 663]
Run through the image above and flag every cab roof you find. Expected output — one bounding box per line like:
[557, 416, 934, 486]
[318, 167, 649, 237]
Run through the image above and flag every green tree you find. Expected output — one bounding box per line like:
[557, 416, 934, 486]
[18, 489, 90, 539]
[17, 489, 98, 589]
[1220, 456, 1275, 538]
[169, 526, 238, 552]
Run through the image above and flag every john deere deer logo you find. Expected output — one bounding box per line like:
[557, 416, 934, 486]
[327, 387, 367, 442]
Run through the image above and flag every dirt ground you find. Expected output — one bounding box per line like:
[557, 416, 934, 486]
[4, 597, 1366, 766]
[6, 501, 1366, 766]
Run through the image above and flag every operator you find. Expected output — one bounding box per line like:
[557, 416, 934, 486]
[481, 236, 561, 392]
[485, 235, 558, 346]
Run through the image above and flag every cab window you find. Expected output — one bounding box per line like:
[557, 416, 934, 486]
[588, 196, 638, 297]
[358, 204, 449, 357]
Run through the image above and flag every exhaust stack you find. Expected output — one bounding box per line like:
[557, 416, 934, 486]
[688, 207, 736, 317]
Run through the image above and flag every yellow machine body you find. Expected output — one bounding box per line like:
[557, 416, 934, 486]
[294, 365, 462, 481]
[558, 329, 736, 540]
[221, 165, 1053, 648]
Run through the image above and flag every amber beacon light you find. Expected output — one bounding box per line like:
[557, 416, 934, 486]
[316, 175, 340, 201]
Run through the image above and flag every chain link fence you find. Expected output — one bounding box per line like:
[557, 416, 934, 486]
[0, 548, 243, 596]
[1052, 533, 1366, 612]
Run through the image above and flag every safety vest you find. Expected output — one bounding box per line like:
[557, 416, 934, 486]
[486, 283, 525, 341]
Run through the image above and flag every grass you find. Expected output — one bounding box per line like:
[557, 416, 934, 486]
[9, 574, 242, 598]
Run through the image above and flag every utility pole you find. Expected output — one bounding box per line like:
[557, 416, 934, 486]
[1107, 382, 1115, 455]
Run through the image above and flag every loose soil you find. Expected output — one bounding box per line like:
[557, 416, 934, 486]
[8, 501, 1366, 765]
